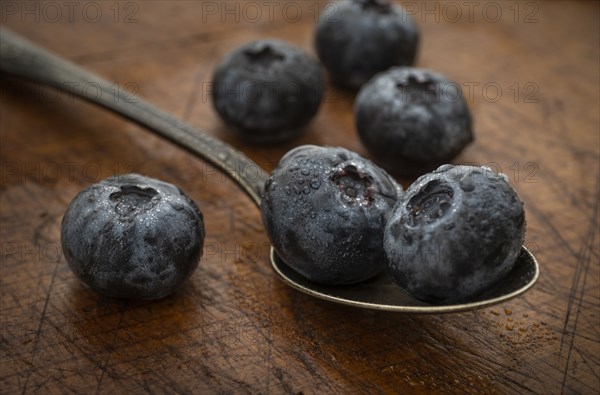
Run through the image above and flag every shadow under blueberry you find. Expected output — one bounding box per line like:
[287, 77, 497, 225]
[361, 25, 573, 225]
[267, 280, 499, 386]
[64, 280, 204, 359]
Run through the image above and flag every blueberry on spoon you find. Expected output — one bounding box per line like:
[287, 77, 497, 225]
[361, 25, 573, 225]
[384, 165, 526, 304]
[261, 145, 402, 285]
[61, 174, 204, 299]
[212, 39, 325, 143]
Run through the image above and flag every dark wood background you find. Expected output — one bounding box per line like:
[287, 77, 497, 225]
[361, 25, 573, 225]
[1, 1, 598, 393]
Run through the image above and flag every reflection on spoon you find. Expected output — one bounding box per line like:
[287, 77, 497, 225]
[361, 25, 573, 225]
[0, 29, 539, 312]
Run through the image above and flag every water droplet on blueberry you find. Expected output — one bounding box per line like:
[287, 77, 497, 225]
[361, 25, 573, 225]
[170, 202, 184, 211]
[459, 173, 475, 192]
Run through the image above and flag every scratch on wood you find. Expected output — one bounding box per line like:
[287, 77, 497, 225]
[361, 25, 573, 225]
[95, 301, 127, 395]
[20, 259, 60, 395]
[560, 177, 599, 394]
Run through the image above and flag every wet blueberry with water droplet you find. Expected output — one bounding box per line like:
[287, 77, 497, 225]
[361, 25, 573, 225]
[384, 165, 525, 304]
[261, 145, 402, 284]
[212, 39, 325, 143]
[61, 174, 204, 299]
[355, 67, 473, 176]
[314, 0, 419, 89]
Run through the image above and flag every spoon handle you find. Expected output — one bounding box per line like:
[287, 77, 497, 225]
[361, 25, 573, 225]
[0, 28, 268, 207]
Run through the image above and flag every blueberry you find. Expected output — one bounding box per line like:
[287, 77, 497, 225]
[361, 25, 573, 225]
[355, 67, 474, 176]
[61, 174, 204, 299]
[384, 165, 525, 304]
[261, 145, 402, 284]
[212, 39, 325, 143]
[314, 0, 419, 89]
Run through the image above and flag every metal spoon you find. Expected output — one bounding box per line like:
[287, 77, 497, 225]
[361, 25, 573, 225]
[0, 29, 539, 312]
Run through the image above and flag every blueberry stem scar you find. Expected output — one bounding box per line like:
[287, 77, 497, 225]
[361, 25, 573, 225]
[244, 45, 285, 65]
[361, 0, 392, 13]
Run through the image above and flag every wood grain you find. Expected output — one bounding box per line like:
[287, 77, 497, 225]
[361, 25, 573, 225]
[1, 1, 598, 393]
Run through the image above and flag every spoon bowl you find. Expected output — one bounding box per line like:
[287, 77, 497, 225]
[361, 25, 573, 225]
[271, 246, 538, 312]
[0, 29, 539, 312]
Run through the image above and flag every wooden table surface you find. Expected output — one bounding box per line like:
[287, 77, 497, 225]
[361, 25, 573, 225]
[1, 1, 598, 393]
